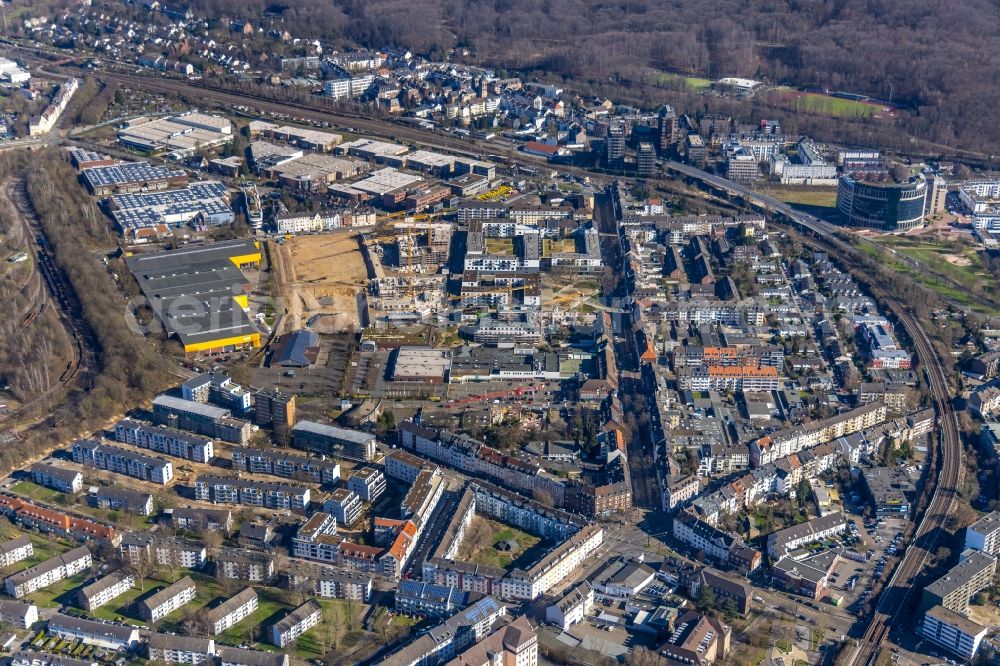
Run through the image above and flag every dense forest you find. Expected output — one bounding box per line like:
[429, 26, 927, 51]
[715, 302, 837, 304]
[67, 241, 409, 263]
[181, 0, 1000, 154]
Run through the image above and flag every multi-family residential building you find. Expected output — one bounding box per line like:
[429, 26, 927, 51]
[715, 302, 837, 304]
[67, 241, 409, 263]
[659, 611, 731, 665]
[194, 475, 311, 511]
[443, 615, 537, 666]
[152, 395, 252, 446]
[113, 418, 215, 463]
[772, 550, 840, 600]
[395, 580, 485, 619]
[11, 651, 97, 666]
[120, 532, 207, 570]
[384, 449, 437, 483]
[965, 511, 1000, 556]
[921, 551, 997, 613]
[0, 495, 116, 543]
[348, 467, 386, 502]
[4, 546, 92, 598]
[47, 614, 140, 650]
[170, 507, 234, 534]
[401, 469, 445, 528]
[688, 569, 753, 616]
[206, 587, 258, 635]
[0, 599, 39, 629]
[231, 448, 339, 485]
[921, 604, 989, 661]
[91, 487, 154, 516]
[30, 463, 83, 494]
[146, 634, 216, 665]
[285, 562, 373, 601]
[139, 576, 197, 622]
[269, 600, 322, 648]
[379, 596, 508, 666]
[71, 440, 174, 485]
[323, 489, 362, 527]
[78, 572, 135, 611]
[181, 372, 253, 415]
[291, 421, 376, 462]
[0, 536, 33, 568]
[545, 581, 594, 631]
[750, 402, 886, 466]
[253, 388, 297, 429]
[291, 512, 339, 563]
[423, 484, 602, 601]
[766, 513, 847, 560]
[216, 549, 275, 583]
[672, 509, 750, 567]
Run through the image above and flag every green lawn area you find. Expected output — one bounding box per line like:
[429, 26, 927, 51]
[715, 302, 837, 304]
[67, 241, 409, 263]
[765, 187, 838, 208]
[655, 72, 712, 91]
[466, 518, 543, 569]
[765, 88, 881, 118]
[871, 236, 992, 286]
[10, 480, 71, 505]
[854, 239, 998, 315]
[792, 93, 878, 118]
[485, 238, 514, 255]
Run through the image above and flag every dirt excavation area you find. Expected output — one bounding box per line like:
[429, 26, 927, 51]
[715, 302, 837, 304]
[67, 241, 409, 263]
[270, 232, 369, 334]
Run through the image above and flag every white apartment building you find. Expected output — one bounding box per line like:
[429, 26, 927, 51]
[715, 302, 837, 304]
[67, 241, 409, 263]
[965, 511, 1000, 556]
[545, 581, 593, 631]
[4, 547, 92, 598]
[348, 467, 386, 502]
[324, 489, 362, 527]
[207, 588, 258, 635]
[0, 536, 33, 568]
[0, 600, 39, 629]
[921, 604, 988, 661]
[274, 212, 340, 234]
[78, 572, 135, 611]
[292, 512, 340, 563]
[269, 600, 322, 648]
[140, 577, 197, 622]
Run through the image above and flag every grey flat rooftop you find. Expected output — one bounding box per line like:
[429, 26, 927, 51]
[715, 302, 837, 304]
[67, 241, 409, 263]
[292, 420, 373, 445]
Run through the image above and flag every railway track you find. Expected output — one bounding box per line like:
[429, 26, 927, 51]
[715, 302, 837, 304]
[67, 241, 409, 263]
[0, 176, 98, 426]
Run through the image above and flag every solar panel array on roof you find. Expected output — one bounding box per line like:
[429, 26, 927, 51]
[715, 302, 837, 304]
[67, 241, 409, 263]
[110, 181, 234, 232]
[83, 162, 186, 188]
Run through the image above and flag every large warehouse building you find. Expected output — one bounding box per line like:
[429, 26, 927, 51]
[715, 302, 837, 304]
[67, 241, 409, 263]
[125, 239, 262, 354]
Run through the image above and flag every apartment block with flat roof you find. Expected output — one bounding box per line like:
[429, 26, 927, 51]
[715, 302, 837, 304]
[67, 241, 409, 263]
[965, 510, 1000, 556]
[291, 421, 376, 462]
[921, 551, 997, 613]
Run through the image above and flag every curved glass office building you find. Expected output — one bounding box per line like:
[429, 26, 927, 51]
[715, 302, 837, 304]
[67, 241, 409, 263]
[836, 174, 928, 231]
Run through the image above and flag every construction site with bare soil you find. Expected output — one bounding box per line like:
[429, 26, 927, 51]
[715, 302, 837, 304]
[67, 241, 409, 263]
[268, 232, 370, 336]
